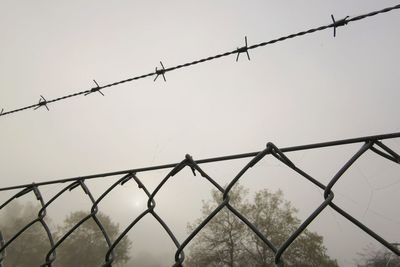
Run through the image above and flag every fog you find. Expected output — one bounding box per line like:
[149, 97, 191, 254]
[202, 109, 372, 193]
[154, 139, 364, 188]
[0, 1, 399, 266]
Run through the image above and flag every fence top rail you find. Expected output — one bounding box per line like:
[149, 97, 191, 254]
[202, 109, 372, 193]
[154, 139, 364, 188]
[0, 132, 399, 192]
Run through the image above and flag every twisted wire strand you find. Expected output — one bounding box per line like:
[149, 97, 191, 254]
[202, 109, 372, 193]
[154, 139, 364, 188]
[1, 4, 400, 118]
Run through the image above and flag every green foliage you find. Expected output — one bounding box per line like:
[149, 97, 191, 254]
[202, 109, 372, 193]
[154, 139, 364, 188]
[186, 185, 338, 267]
[0, 202, 51, 267]
[56, 211, 131, 267]
[0, 202, 131, 267]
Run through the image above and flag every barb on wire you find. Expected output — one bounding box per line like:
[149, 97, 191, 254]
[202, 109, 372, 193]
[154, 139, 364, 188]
[154, 61, 167, 82]
[1, 4, 400, 117]
[33, 95, 49, 111]
[84, 80, 105, 96]
[331, 15, 350, 37]
[236, 36, 250, 62]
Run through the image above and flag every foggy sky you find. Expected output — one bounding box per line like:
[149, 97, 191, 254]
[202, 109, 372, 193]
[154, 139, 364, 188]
[1, 1, 400, 266]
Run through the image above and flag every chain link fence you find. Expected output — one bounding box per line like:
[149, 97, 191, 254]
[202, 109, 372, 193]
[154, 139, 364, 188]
[0, 133, 399, 266]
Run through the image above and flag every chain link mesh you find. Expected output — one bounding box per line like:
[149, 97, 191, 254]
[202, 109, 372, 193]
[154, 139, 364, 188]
[0, 133, 399, 266]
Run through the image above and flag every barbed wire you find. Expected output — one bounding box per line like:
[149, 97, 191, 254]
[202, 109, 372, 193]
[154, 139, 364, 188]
[1, 4, 400, 118]
[0, 132, 399, 266]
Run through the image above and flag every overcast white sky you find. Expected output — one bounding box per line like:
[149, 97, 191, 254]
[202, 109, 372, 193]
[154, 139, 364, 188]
[0, 1, 400, 266]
